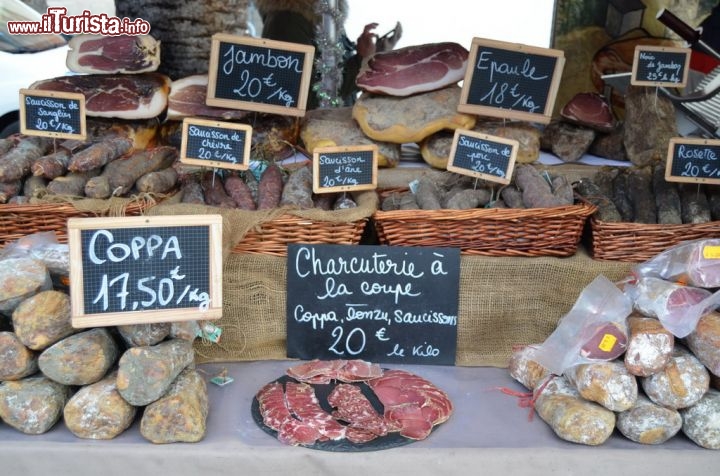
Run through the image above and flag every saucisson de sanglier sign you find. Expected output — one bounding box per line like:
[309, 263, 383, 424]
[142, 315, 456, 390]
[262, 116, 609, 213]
[286, 244, 460, 366]
[19, 89, 87, 140]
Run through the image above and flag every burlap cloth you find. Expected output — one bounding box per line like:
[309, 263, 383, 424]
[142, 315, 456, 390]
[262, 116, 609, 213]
[190, 245, 633, 368]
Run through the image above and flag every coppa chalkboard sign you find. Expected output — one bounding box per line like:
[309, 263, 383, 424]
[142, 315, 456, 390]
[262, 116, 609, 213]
[312, 145, 378, 193]
[631, 45, 691, 87]
[207, 33, 315, 117]
[446, 129, 518, 184]
[67, 215, 224, 328]
[19, 89, 86, 140]
[286, 244, 460, 366]
[180, 118, 252, 171]
[665, 137, 720, 185]
[459, 38, 565, 124]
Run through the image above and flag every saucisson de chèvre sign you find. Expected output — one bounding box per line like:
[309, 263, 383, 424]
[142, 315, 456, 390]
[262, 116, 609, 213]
[68, 215, 223, 328]
[180, 117, 252, 171]
[446, 129, 518, 185]
[631, 45, 691, 87]
[458, 37, 565, 124]
[666, 137, 720, 185]
[286, 244, 460, 366]
[19, 89, 87, 140]
[312, 145, 378, 193]
[207, 33, 315, 116]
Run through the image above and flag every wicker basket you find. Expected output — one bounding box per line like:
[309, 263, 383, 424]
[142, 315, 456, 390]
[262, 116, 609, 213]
[0, 199, 158, 246]
[588, 218, 720, 262]
[231, 215, 368, 256]
[373, 201, 597, 257]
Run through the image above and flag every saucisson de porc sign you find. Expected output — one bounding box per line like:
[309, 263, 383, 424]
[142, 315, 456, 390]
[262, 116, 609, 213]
[665, 137, 720, 185]
[312, 145, 378, 194]
[67, 215, 223, 328]
[207, 33, 315, 116]
[631, 45, 691, 88]
[446, 129, 518, 185]
[458, 37, 565, 124]
[19, 89, 87, 140]
[286, 244, 460, 366]
[180, 117, 252, 171]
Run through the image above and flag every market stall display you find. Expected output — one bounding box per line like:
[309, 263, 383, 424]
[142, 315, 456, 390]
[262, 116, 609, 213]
[3, 3, 720, 471]
[252, 359, 452, 450]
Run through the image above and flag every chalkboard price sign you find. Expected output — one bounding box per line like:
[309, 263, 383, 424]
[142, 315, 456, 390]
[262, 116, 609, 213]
[446, 129, 518, 184]
[665, 137, 720, 185]
[631, 45, 690, 87]
[312, 145, 378, 193]
[19, 89, 86, 140]
[180, 118, 252, 171]
[286, 244, 460, 366]
[67, 215, 224, 328]
[459, 37, 565, 124]
[207, 33, 315, 117]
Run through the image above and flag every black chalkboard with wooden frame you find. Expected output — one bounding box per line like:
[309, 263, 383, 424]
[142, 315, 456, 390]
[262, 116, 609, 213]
[665, 136, 720, 185]
[458, 37, 565, 124]
[67, 215, 224, 328]
[19, 89, 87, 140]
[180, 117, 252, 171]
[312, 145, 378, 193]
[631, 45, 691, 88]
[207, 33, 315, 117]
[286, 244, 460, 366]
[446, 129, 518, 185]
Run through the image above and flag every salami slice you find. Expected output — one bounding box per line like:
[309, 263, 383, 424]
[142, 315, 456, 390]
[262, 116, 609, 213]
[328, 383, 387, 440]
[284, 382, 346, 441]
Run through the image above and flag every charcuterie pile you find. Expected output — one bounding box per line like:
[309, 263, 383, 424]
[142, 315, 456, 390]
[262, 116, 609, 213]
[577, 164, 720, 225]
[0, 233, 208, 443]
[509, 239, 720, 449]
[380, 165, 574, 211]
[254, 359, 453, 449]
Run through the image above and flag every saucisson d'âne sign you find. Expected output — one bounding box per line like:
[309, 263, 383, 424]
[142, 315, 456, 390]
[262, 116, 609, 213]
[312, 145, 378, 194]
[67, 215, 223, 328]
[206, 33, 315, 117]
[458, 37, 565, 124]
[19, 89, 87, 140]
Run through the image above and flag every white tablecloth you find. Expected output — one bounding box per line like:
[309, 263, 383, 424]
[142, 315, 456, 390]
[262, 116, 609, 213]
[0, 360, 715, 476]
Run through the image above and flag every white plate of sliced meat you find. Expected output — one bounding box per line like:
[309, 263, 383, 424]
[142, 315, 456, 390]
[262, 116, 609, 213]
[252, 359, 453, 451]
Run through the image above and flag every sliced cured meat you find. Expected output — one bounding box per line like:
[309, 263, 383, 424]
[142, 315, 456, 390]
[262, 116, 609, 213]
[560, 92, 616, 132]
[256, 382, 293, 432]
[286, 359, 383, 384]
[356, 42, 468, 96]
[256, 381, 322, 447]
[66, 34, 160, 74]
[385, 403, 434, 440]
[367, 369, 453, 439]
[30, 73, 171, 120]
[286, 359, 347, 385]
[277, 417, 322, 446]
[284, 381, 346, 440]
[336, 359, 384, 382]
[167, 75, 248, 121]
[344, 427, 380, 444]
[328, 384, 387, 439]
